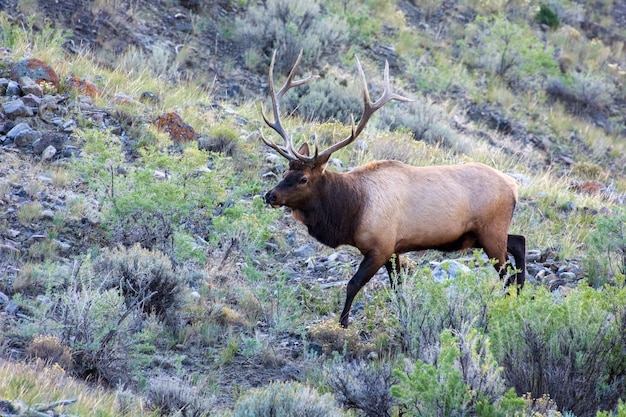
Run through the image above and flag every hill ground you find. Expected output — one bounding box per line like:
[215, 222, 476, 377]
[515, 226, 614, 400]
[1, 0, 626, 416]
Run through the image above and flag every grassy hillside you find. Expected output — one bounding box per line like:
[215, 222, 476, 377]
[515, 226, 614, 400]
[0, 0, 625, 416]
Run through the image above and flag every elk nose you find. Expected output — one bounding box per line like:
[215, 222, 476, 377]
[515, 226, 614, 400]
[264, 191, 276, 205]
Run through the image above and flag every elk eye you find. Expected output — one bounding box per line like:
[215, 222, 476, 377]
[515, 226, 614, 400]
[299, 176, 308, 184]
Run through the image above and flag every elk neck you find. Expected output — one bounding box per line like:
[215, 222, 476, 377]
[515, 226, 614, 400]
[291, 171, 363, 249]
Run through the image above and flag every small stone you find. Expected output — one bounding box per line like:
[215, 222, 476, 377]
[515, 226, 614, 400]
[0, 291, 8, 306]
[41, 145, 57, 161]
[53, 239, 71, 253]
[61, 120, 77, 132]
[140, 91, 160, 104]
[61, 146, 80, 158]
[526, 249, 542, 262]
[6, 122, 31, 139]
[19, 76, 44, 97]
[21, 93, 42, 108]
[5, 80, 20, 96]
[41, 209, 55, 219]
[558, 271, 577, 281]
[0, 120, 16, 134]
[6, 301, 19, 315]
[33, 132, 67, 155]
[293, 243, 315, 259]
[13, 127, 42, 148]
[2, 98, 33, 118]
[0, 78, 8, 95]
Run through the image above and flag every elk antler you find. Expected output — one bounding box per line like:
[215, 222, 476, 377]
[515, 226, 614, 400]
[259, 50, 319, 162]
[315, 56, 412, 163]
[260, 51, 412, 166]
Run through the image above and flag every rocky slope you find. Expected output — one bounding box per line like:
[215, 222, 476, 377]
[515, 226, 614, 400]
[1, 0, 626, 413]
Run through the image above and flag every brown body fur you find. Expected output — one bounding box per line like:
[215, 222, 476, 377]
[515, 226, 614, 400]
[266, 158, 526, 327]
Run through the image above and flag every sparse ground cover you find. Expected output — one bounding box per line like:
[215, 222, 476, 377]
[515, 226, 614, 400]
[0, 0, 626, 416]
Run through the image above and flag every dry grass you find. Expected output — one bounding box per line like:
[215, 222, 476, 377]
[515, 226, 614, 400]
[0, 360, 149, 417]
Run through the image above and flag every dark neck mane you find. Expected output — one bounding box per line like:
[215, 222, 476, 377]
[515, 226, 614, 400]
[296, 172, 362, 248]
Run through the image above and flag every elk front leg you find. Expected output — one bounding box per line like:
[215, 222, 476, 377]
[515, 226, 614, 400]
[339, 251, 388, 328]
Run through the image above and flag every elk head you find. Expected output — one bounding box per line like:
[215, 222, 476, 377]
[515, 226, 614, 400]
[260, 50, 411, 210]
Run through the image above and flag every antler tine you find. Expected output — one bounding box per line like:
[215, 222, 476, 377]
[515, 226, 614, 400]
[318, 57, 413, 160]
[276, 50, 319, 99]
[259, 50, 320, 163]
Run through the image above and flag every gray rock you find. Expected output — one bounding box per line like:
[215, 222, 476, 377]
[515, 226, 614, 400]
[2, 98, 33, 118]
[0, 78, 8, 95]
[558, 271, 577, 281]
[61, 146, 80, 158]
[526, 249, 542, 262]
[21, 93, 42, 108]
[6, 301, 19, 315]
[19, 76, 44, 96]
[5, 80, 20, 96]
[33, 132, 67, 154]
[431, 260, 471, 281]
[6, 122, 31, 139]
[285, 231, 297, 246]
[41, 145, 57, 161]
[14, 127, 42, 148]
[53, 239, 71, 254]
[293, 242, 315, 259]
[0, 291, 8, 307]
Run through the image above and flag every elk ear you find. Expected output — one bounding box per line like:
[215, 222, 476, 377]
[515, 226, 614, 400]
[297, 142, 310, 156]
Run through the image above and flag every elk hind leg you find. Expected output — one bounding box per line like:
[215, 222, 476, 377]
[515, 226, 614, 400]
[506, 234, 526, 288]
[479, 234, 510, 284]
[384, 253, 402, 289]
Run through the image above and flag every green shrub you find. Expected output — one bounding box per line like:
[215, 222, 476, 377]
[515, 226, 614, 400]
[234, 0, 347, 74]
[391, 330, 471, 416]
[388, 260, 515, 413]
[146, 376, 213, 417]
[76, 128, 224, 220]
[389, 258, 496, 362]
[282, 74, 363, 124]
[198, 125, 239, 156]
[75, 128, 226, 258]
[345, 8, 382, 44]
[210, 196, 278, 255]
[463, 14, 559, 89]
[546, 72, 616, 118]
[93, 243, 185, 324]
[489, 285, 626, 417]
[378, 100, 467, 152]
[474, 388, 526, 417]
[325, 360, 395, 417]
[392, 327, 526, 417]
[231, 381, 349, 417]
[56, 287, 140, 384]
[535, 4, 560, 29]
[584, 208, 626, 287]
[597, 400, 626, 417]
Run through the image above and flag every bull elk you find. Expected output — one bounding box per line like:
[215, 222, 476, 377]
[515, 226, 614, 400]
[260, 50, 526, 328]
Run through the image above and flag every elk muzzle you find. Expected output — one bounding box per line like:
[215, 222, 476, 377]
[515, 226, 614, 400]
[264, 189, 280, 207]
